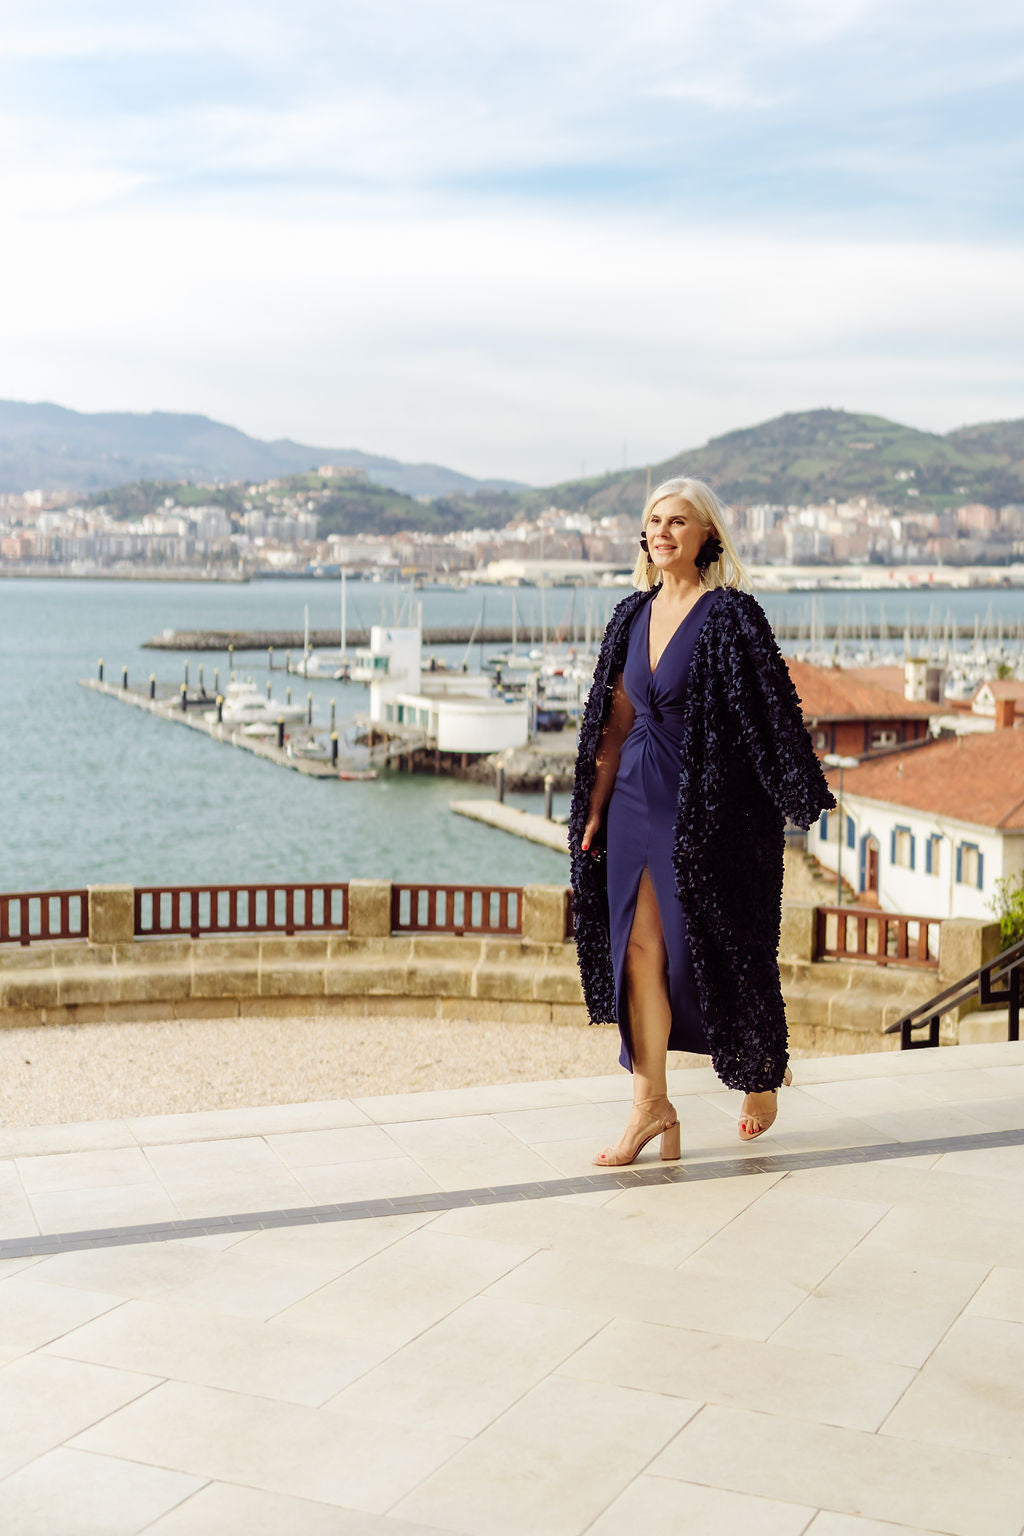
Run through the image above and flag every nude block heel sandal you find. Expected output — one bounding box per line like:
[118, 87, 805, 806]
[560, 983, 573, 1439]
[592, 1096, 682, 1167]
[737, 1066, 793, 1141]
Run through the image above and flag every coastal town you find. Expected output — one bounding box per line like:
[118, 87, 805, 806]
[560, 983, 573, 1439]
[3, 463, 1024, 582]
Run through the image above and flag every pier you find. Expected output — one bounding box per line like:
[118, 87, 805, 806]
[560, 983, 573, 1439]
[79, 677, 380, 779]
[449, 799, 569, 853]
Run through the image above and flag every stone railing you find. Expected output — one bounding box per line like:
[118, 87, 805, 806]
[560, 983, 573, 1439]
[0, 884, 1003, 1052]
[0, 881, 579, 1030]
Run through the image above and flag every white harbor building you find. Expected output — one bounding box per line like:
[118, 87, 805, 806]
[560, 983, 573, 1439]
[361, 624, 530, 755]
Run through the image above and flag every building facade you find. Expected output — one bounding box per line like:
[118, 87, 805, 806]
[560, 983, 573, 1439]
[813, 729, 1024, 918]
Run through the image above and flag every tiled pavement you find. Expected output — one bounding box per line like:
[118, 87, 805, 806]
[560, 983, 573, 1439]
[0, 1041, 1022, 1536]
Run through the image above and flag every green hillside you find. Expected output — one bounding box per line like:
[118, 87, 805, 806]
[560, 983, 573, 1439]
[88, 471, 511, 534]
[81, 410, 1024, 531]
[527, 410, 1024, 517]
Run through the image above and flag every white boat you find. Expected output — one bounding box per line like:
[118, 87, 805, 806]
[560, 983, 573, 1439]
[296, 650, 352, 680]
[205, 679, 307, 726]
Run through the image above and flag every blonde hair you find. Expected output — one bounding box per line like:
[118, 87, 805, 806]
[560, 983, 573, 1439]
[632, 476, 749, 592]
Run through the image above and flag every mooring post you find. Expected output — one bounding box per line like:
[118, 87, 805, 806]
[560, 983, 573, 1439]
[216, 694, 223, 724]
[98, 658, 104, 682]
[184, 662, 189, 691]
[149, 675, 156, 700]
[330, 698, 336, 729]
[266, 680, 272, 700]
[198, 665, 204, 695]
[121, 666, 128, 690]
[496, 763, 505, 804]
[331, 731, 338, 765]
[180, 683, 188, 712]
[268, 646, 274, 672]
[307, 692, 313, 725]
[213, 667, 220, 695]
[286, 686, 292, 705]
[276, 718, 285, 750]
[544, 773, 554, 820]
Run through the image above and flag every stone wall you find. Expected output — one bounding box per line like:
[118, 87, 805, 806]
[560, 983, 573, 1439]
[0, 884, 1004, 1053]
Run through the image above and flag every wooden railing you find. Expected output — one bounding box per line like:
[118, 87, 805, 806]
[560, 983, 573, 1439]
[391, 884, 522, 936]
[134, 883, 349, 939]
[0, 889, 89, 946]
[814, 905, 940, 968]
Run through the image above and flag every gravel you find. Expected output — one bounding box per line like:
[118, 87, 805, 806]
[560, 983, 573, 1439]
[0, 1012, 709, 1127]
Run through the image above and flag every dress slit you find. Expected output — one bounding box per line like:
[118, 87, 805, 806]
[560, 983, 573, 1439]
[614, 864, 669, 1070]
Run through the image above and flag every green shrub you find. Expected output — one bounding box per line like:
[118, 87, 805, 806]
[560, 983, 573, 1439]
[990, 873, 1024, 949]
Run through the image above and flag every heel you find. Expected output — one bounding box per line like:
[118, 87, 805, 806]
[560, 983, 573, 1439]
[660, 1119, 681, 1161]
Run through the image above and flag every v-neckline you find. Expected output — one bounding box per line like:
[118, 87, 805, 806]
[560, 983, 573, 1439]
[646, 591, 706, 678]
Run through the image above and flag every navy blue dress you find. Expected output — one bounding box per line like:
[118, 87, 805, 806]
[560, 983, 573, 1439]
[605, 588, 720, 1070]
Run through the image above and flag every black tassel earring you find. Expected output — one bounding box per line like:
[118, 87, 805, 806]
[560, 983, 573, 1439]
[695, 535, 723, 571]
[639, 530, 650, 554]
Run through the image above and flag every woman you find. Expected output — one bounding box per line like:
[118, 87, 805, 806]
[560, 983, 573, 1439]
[569, 477, 834, 1166]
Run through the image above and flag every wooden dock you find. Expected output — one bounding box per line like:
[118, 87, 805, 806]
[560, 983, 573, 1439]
[79, 679, 363, 780]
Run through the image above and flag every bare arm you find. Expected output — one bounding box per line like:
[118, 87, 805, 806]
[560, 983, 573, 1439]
[581, 673, 635, 856]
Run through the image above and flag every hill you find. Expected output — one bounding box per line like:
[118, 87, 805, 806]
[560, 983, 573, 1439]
[86, 471, 515, 535]
[527, 410, 1024, 517]
[0, 400, 525, 499]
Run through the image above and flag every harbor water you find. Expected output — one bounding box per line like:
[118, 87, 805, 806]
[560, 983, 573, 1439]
[1, 577, 1022, 893]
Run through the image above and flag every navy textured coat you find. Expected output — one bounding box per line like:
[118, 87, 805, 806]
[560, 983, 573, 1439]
[568, 587, 835, 1092]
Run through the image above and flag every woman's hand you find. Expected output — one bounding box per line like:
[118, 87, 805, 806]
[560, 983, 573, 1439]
[581, 810, 603, 859]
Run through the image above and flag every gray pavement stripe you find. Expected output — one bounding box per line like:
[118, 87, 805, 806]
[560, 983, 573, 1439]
[2, 1124, 1022, 1261]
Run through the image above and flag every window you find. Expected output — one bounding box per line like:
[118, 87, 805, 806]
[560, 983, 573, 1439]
[891, 825, 915, 869]
[870, 727, 898, 750]
[813, 728, 829, 751]
[957, 842, 984, 889]
[925, 834, 942, 876]
[819, 811, 830, 842]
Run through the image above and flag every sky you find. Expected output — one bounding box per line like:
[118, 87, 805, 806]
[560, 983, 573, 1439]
[1, 0, 1022, 484]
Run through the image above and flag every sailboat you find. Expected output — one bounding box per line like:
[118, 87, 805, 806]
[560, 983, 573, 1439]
[301, 572, 354, 679]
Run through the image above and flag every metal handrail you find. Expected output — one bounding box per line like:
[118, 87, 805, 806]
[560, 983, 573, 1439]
[134, 883, 349, 939]
[391, 883, 522, 936]
[0, 889, 89, 946]
[884, 934, 1024, 1049]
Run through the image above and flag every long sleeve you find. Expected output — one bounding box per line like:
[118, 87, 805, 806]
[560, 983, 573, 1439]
[722, 592, 836, 830]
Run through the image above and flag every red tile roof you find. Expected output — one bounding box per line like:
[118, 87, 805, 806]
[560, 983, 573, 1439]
[826, 728, 1024, 829]
[840, 665, 907, 697]
[786, 660, 934, 723]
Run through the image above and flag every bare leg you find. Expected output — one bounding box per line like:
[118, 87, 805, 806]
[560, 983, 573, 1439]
[592, 869, 680, 1166]
[624, 867, 672, 1101]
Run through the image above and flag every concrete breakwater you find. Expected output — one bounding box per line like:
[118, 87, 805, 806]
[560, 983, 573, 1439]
[145, 625, 538, 651]
[145, 620, 1015, 651]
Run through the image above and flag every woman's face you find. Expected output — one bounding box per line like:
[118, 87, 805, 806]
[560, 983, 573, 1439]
[645, 496, 709, 577]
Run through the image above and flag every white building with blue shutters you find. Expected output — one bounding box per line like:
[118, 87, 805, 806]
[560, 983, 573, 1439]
[812, 728, 1024, 920]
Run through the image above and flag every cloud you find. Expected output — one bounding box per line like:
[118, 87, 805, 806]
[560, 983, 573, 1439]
[0, 0, 1021, 480]
[1, 194, 1020, 479]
